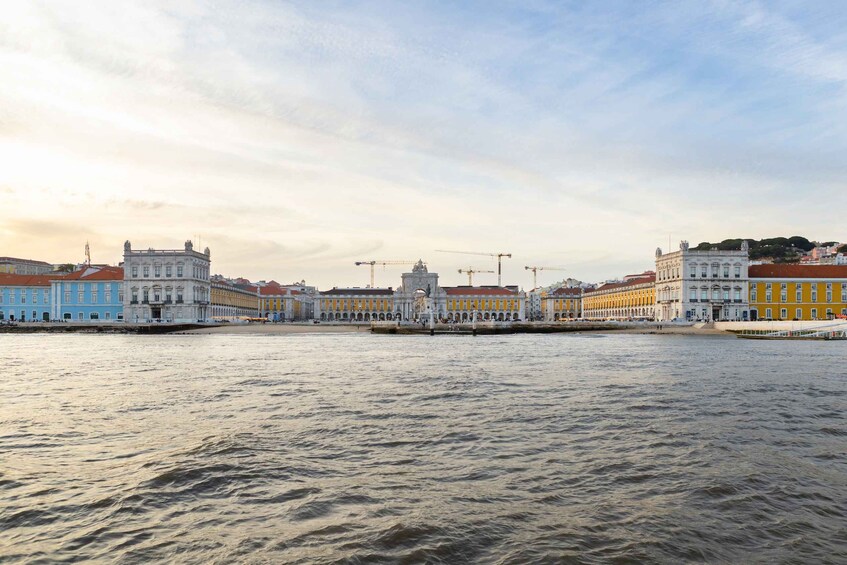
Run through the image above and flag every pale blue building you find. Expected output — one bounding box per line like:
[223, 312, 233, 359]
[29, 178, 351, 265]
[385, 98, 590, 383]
[51, 266, 125, 322]
[0, 274, 53, 321]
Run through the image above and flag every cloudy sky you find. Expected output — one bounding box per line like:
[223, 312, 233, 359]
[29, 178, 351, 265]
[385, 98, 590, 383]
[1, 1, 845, 288]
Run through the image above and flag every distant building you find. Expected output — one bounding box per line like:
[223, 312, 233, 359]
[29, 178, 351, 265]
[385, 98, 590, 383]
[123, 240, 211, 323]
[0, 274, 56, 321]
[582, 274, 655, 320]
[210, 276, 259, 320]
[540, 287, 582, 321]
[749, 264, 847, 321]
[51, 265, 124, 322]
[654, 241, 749, 322]
[316, 287, 395, 321]
[258, 281, 314, 321]
[443, 286, 525, 322]
[0, 257, 54, 275]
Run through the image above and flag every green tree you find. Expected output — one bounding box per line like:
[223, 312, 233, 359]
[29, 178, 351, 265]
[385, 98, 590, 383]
[54, 263, 76, 273]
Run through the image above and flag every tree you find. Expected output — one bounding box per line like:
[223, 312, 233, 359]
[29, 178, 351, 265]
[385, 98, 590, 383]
[54, 263, 76, 273]
[838, 244, 847, 254]
[787, 236, 814, 251]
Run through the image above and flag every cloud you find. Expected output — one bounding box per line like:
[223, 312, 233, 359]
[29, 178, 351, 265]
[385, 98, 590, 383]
[0, 1, 845, 286]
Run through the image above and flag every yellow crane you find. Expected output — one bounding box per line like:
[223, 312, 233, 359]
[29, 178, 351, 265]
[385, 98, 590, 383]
[435, 249, 512, 286]
[457, 267, 495, 286]
[524, 266, 567, 290]
[354, 260, 422, 288]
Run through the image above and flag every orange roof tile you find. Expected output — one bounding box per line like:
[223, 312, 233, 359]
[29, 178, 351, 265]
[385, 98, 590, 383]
[749, 264, 847, 279]
[0, 273, 62, 287]
[443, 286, 518, 296]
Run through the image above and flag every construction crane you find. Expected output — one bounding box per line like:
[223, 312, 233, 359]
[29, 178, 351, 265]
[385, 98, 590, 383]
[435, 250, 512, 286]
[457, 267, 495, 286]
[524, 266, 567, 290]
[354, 260, 422, 288]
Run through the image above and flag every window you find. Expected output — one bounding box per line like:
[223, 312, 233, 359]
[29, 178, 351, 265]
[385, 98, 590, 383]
[78, 291, 84, 303]
[796, 283, 802, 302]
[131, 266, 138, 277]
[712, 289, 720, 301]
[78, 312, 84, 320]
[690, 289, 697, 301]
[826, 308, 833, 318]
[711, 264, 719, 277]
[751, 287, 757, 302]
[796, 308, 802, 319]
[90, 312, 99, 320]
[842, 283, 847, 302]
[811, 286, 817, 302]
[701, 289, 708, 301]
[826, 283, 832, 303]
[723, 290, 729, 301]
[723, 265, 729, 278]
[64, 290, 70, 302]
[154, 265, 161, 277]
[118, 291, 124, 303]
[166, 265, 172, 277]
[105, 290, 111, 303]
[176, 288, 184, 302]
[143, 266, 149, 277]
[765, 283, 772, 303]
[765, 308, 772, 319]
[811, 308, 817, 319]
[142, 289, 149, 303]
[43, 289, 48, 302]
[153, 288, 161, 302]
[701, 266, 707, 278]
[92, 290, 98, 303]
[32, 290, 37, 304]
[734, 266, 741, 278]
[117, 312, 124, 321]
[780, 308, 787, 319]
[63, 313, 71, 320]
[104, 312, 111, 320]
[32, 310, 36, 320]
[780, 283, 787, 302]
[21, 292, 26, 304]
[177, 265, 183, 277]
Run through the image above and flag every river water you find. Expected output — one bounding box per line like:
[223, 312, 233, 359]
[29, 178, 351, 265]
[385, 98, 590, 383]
[1, 333, 845, 564]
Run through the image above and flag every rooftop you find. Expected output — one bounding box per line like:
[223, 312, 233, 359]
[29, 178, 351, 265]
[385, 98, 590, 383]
[749, 264, 847, 279]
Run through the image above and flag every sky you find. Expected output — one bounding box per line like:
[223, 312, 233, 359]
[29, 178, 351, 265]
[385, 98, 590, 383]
[1, 1, 846, 289]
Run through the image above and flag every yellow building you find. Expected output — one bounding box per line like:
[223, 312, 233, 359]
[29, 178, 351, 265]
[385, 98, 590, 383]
[582, 274, 656, 320]
[317, 288, 396, 321]
[749, 264, 847, 321]
[211, 279, 259, 320]
[540, 287, 582, 321]
[260, 281, 314, 321]
[444, 286, 525, 322]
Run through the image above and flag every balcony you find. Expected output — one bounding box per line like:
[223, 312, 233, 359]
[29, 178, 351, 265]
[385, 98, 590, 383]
[176, 299, 184, 304]
[130, 300, 138, 305]
[142, 300, 149, 305]
[733, 299, 742, 303]
[164, 299, 173, 304]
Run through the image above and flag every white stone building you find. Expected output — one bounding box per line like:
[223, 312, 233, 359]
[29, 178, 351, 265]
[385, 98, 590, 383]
[123, 240, 211, 323]
[654, 240, 750, 322]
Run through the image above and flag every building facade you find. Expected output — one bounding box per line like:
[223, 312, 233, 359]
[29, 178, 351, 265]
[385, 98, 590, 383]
[258, 281, 314, 321]
[0, 274, 55, 321]
[654, 241, 750, 322]
[443, 286, 525, 322]
[51, 266, 124, 322]
[541, 287, 582, 321]
[582, 275, 655, 320]
[123, 240, 211, 323]
[316, 288, 396, 321]
[211, 277, 259, 320]
[0, 257, 54, 275]
[749, 264, 847, 321]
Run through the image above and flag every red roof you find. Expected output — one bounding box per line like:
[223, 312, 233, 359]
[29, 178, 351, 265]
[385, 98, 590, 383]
[60, 266, 123, 281]
[443, 286, 518, 296]
[259, 282, 300, 296]
[749, 264, 847, 279]
[0, 273, 61, 287]
[321, 287, 393, 296]
[586, 275, 655, 294]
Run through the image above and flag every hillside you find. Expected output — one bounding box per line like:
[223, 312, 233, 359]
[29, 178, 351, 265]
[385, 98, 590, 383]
[692, 236, 819, 262]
